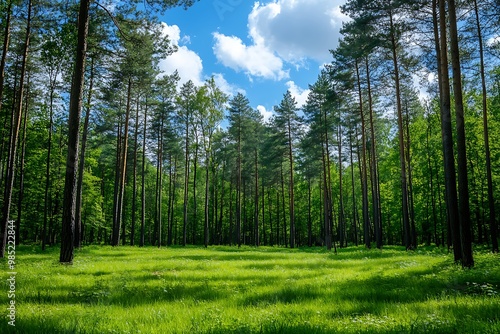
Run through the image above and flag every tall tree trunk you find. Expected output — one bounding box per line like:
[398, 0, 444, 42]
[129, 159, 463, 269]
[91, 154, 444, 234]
[182, 118, 189, 246]
[168, 155, 177, 246]
[192, 137, 198, 244]
[286, 120, 295, 248]
[448, 0, 474, 267]
[337, 121, 345, 248]
[307, 178, 312, 247]
[321, 142, 331, 250]
[355, 60, 370, 249]
[112, 78, 132, 246]
[389, 11, 412, 250]
[158, 147, 163, 248]
[155, 114, 164, 247]
[473, 0, 497, 253]
[211, 163, 216, 245]
[112, 118, 122, 244]
[355, 127, 364, 246]
[280, 164, 287, 247]
[60, 0, 90, 263]
[365, 58, 381, 249]
[167, 152, 174, 246]
[426, 116, 439, 246]
[229, 175, 233, 245]
[217, 163, 225, 245]
[268, 188, 273, 246]
[140, 101, 147, 246]
[75, 57, 94, 248]
[404, 100, 417, 248]
[16, 74, 30, 246]
[1, 0, 31, 258]
[261, 177, 265, 245]
[204, 151, 210, 248]
[276, 189, 280, 245]
[349, 122, 358, 246]
[236, 125, 241, 247]
[436, 0, 461, 260]
[42, 85, 55, 251]
[254, 148, 260, 246]
[130, 97, 140, 246]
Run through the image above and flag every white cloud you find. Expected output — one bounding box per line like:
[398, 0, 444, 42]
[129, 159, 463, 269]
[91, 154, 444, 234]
[213, 32, 289, 81]
[248, 0, 348, 64]
[285, 81, 310, 108]
[257, 105, 273, 123]
[159, 23, 203, 86]
[211, 73, 246, 97]
[487, 35, 500, 47]
[212, 0, 347, 81]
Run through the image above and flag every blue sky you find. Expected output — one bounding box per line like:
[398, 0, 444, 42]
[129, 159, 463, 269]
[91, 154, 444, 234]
[159, 0, 348, 121]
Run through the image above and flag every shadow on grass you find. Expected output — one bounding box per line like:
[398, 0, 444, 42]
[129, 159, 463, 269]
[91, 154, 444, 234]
[16, 246, 458, 309]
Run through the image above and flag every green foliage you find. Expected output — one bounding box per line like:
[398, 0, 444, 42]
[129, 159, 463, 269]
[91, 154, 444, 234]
[2, 246, 499, 333]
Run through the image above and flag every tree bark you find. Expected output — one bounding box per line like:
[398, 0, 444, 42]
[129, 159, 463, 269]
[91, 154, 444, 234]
[365, 58, 382, 249]
[436, 0, 461, 260]
[43, 80, 55, 251]
[355, 60, 370, 249]
[130, 97, 140, 246]
[60, 0, 90, 263]
[236, 122, 242, 247]
[140, 101, 147, 246]
[389, 11, 412, 250]
[182, 116, 190, 246]
[16, 74, 30, 246]
[1, 0, 31, 258]
[448, 0, 474, 267]
[192, 136, 199, 244]
[287, 119, 295, 248]
[473, 0, 497, 253]
[349, 120, 358, 246]
[75, 57, 94, 248]
[112, 77, 132, 246]
[337, 121, 345, 248]
[254, 148, 259, 246]
[204, 151, 210, 248]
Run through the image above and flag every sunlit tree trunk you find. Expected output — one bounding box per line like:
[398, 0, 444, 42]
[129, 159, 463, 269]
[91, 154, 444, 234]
[75, 57, 94, 248]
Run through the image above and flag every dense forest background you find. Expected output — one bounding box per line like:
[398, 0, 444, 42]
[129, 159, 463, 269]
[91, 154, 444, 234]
[1, 0, 499, 266]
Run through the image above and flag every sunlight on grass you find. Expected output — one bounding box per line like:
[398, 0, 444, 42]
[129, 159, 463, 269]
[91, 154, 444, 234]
[1, 245, 499, 333]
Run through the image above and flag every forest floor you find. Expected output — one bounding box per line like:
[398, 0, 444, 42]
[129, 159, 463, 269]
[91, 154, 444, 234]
[1, 244, 499, 333]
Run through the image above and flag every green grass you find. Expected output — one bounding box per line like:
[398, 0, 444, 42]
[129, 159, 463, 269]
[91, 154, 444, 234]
[1, 245, 499, 333]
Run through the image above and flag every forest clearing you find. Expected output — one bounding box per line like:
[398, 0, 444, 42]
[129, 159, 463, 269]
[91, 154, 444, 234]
[1, 245, 499, 333]
[1, 0, 500, 332]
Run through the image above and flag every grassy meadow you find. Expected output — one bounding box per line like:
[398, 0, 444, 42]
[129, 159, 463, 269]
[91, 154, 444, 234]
[1, 245, 499, 333]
